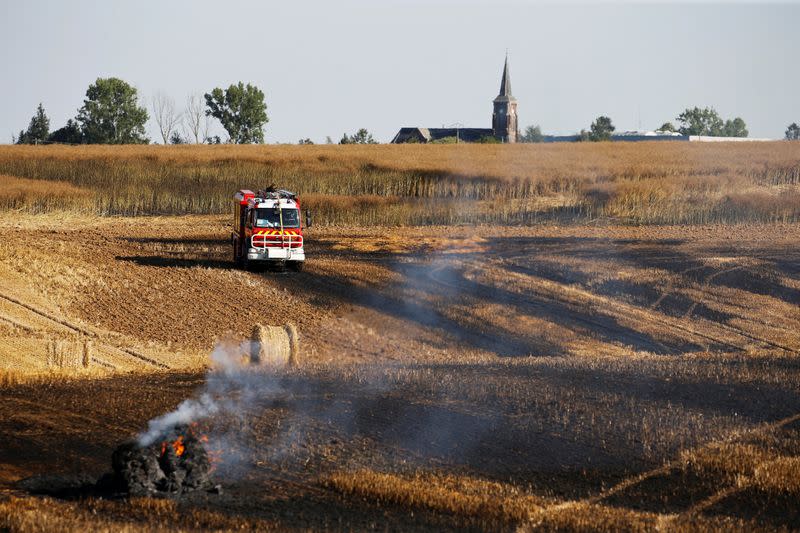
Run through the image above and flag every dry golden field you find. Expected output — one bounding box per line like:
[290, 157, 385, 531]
[1, 144, 800, 531]
[1, 142, 800, 224]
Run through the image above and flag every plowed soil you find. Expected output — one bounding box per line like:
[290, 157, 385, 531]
[2, 215, 800, 531]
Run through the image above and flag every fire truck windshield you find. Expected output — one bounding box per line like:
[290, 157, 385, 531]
[255, 208, 300, 228]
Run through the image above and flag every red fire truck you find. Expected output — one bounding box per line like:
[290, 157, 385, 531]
[232, 188, 308, 270]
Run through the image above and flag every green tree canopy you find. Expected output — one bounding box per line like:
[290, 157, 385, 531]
[520, 125, 543, 143]
[204, 82, 268, 144]
[676, 107, 724, 136]
[76, 78, 149, 144]
[589, 116, 615, 141]
[658, 122, 676, 133]
[16, 103, 50, 144]
[676, 107, 748, 137]
[722, 117, 748, 138]
[340, 128, 377, 144]
[785, 123, 800, 141]
[48, 119, 84, 144]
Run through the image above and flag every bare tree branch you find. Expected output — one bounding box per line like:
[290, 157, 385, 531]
[152, 92, 181, 144]
[185, 93, 211, 144]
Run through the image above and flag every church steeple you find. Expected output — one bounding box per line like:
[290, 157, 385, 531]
[492, 54, 519, 142]
[497, 55, 513, 100]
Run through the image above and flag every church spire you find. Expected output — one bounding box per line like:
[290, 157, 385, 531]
[499, 54, 512, 97]
[492, 54, 519, 142]
[494, 54, 516, 103]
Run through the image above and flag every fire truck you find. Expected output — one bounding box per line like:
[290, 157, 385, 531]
[232, 188, 309, 270]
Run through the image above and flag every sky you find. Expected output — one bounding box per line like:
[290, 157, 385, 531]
[1, 0, 798, 143]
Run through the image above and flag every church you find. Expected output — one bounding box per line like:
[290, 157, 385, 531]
[391, 57, 519, 144]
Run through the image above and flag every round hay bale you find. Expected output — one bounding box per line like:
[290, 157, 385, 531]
[250, 323, 299, 368]
[285, 323, 300, 367]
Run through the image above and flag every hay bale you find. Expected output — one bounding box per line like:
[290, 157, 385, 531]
[54, 340, 65, 367]
[46, 340, 56, 367]
[285, 323, 300, 367]
[250, 323, 300, 368]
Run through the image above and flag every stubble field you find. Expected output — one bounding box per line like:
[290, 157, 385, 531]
[1, 144, 800, 531]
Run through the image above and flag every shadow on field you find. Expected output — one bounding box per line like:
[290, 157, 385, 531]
[115, 232, 799, 358]
[117, 255, 233, 269]
[5, 355, 800, 528]
[518, 235, 800, 307]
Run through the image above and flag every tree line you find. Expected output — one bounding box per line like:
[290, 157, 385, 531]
[519, 108, 800, 143]
[13, 76, 381, 146]
[15, 81, 799, 145]
[14, 78, 270, 145]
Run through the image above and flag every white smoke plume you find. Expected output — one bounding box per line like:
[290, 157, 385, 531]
[136, 338, 281, 447]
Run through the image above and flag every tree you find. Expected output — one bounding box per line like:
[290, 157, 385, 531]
[340, 128, 376, 144]
[325, 136, 333, 144]
[152, 92, 181, 144]
[48, 119, 84, 144]
[170, 131, 187, 144]
[184, 93, 210, 144]
[787, 123, 800, 141]
[520, 125, 543, 143]
[676, 107, 724, 136]
[658, 122, 676, 133]
[722, 117, 748, 138]
[77, 78, 149, 144]
[298, 138, 314, 145]
[589, 116, 615, 141]
[16, 103, 50, 144]
[204, 82, 268, 144]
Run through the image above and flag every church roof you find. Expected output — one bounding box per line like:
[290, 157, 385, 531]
[494, 55, 516, 103]
[391, 127, 493, 144]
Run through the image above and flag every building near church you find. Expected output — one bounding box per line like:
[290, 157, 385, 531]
[390, 56, 773, 144]
[391, 57, 518, 144]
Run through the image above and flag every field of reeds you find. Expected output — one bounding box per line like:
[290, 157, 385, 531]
[0, 142, 799, 225]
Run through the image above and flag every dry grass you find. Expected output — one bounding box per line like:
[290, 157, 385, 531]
[753, 456, 800, 494]
[326, 469, 756, 531]
[327, 469, 549, 525]
[0, 174, 93, 213]
[0, 143, 799, 224]
[0, 494, 280, 532]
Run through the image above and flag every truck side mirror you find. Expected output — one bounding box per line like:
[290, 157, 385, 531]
[305, 209, 313, 228]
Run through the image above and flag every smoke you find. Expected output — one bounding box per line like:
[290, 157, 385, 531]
[133, 242, 520, 475]
[137, 339, 282, 447]
[138, 393, 219, 446]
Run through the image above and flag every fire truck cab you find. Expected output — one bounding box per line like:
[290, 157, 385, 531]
[232, 188, 307, 270]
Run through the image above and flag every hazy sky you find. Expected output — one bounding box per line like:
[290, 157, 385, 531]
[1, 0, 798, 143]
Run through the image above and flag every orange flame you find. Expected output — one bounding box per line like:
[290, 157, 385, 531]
[161, 435, 185, 457]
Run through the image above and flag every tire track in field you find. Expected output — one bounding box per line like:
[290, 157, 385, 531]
[425, 261, 694, 355]
[0, 292, 170, 370]
[529, 411, 800, 526]
[499, 252, 800, 355]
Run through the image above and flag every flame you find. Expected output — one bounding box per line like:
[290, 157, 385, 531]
[161, 435, 185, 457]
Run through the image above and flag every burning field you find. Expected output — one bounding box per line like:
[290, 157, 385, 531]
[2, 213, 800, 530]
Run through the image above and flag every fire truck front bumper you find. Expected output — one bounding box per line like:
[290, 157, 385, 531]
[248, 247, 305, 262]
